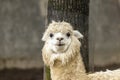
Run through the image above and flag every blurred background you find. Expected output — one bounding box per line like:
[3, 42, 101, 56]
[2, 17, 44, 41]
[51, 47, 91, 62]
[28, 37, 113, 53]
[0, 0, 47, 80]
[0, 0, 120, 80]
[89, 0, 120, 71]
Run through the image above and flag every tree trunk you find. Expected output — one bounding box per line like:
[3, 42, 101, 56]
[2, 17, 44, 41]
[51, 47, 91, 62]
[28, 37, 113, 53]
[44, 0, 90, 80]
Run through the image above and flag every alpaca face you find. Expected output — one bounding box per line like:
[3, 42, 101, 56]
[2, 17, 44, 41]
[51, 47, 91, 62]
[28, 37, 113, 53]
[42, 21, 83, 53]
[47, 32, 72, 53]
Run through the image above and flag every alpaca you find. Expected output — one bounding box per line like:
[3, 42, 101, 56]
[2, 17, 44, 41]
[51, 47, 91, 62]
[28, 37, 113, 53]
[42, 21, 88, 80]
[42, 21, 120, 80]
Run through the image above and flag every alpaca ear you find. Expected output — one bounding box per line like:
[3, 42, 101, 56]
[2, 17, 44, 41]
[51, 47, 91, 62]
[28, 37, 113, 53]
[73, 30, 83, 39]
[42, 32, 48, 41]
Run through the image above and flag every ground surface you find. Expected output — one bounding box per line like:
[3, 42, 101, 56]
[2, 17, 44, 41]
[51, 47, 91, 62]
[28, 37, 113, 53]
[0, 68, 43, 80]
[94, 63, 120, 71]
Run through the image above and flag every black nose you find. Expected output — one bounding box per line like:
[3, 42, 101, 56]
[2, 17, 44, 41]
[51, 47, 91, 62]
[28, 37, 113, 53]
[56, 37, 64, 41]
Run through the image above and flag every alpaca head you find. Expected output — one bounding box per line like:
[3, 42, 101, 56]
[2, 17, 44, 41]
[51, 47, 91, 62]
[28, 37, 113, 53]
[42, 21, 83, 53]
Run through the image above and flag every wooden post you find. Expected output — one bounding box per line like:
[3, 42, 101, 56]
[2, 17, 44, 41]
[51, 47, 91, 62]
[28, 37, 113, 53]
[44, 0, 91, 80]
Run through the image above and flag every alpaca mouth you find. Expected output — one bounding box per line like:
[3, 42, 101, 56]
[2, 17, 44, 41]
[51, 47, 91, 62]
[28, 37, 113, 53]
[56, 43, 65, 46]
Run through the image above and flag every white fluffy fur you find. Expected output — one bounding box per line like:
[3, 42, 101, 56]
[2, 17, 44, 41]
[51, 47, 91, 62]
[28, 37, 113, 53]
[88, 69, 120, 80]
[42, 21, 120, 80]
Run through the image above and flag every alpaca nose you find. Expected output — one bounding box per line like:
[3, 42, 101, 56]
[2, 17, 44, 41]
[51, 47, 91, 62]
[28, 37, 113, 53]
[56, 37, 64, 41]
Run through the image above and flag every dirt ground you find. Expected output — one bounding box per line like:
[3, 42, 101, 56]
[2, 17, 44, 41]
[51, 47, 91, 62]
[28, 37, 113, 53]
[0, 68, 43, 80]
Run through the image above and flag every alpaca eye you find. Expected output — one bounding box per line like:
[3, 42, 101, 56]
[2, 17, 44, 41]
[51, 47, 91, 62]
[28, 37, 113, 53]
[50, 33, 54, 38]
[66, 32, 70, 37]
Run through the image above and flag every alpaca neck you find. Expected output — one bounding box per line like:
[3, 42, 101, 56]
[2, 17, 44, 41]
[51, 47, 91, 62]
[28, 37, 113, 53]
[50, 53, 87, 80]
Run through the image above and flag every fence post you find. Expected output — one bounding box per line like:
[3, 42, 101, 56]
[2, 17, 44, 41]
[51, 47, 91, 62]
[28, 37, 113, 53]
[44, 0, 91, 80]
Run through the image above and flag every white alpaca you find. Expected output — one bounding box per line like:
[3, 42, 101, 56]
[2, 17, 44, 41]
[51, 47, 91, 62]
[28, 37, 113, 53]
[42, 21, 120, 80]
